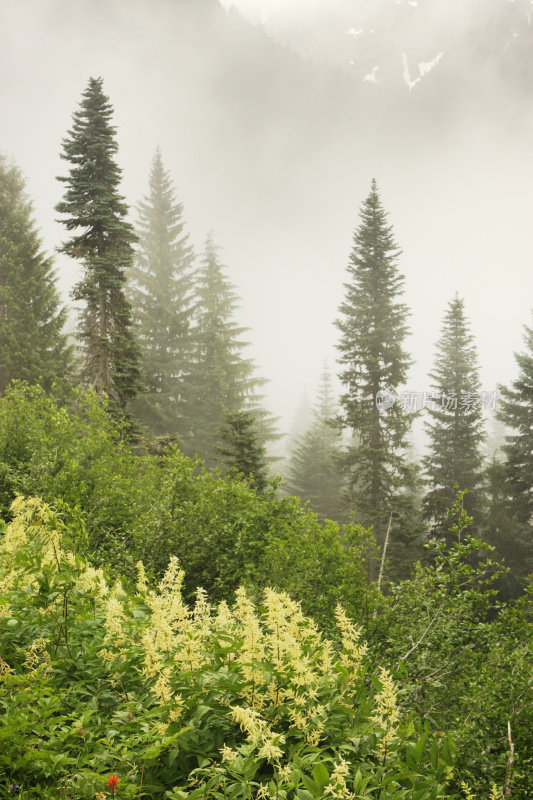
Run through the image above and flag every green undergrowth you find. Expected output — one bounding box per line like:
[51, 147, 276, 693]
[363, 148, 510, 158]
[0, 496, 489, 800]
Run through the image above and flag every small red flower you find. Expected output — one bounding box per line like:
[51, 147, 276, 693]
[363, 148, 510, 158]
[106, 774, 119, 792]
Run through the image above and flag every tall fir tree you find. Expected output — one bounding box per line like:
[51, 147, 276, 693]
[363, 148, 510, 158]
[55, 76, 141, 412]
[423, 295, 485, 538]
[0, 156, 72, 395]
[286, 363, 345, 523]
[493, 316, 533, 586]
[128, 148, 195, 437]
[335, 180, 413, 549]
[184, 234, 273, 467]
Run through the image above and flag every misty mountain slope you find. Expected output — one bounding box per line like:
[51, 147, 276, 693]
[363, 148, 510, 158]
[250, 0, 533, 97]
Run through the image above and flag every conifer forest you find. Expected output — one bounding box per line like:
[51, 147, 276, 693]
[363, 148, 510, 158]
[0, 1, 531, 798]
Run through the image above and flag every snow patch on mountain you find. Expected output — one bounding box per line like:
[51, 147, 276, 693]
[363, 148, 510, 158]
[419, 52, 444, 76]
[401, 51, 444, 90]
[363, 65, 380, 82]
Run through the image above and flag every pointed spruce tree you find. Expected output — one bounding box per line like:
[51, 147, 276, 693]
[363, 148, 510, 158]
[335, 180, 413, 548]
[0, 156, 73, 395]
[55, 76, 141, 412]
[128, 148, 195, 437]
[493, 316, 533, 586]
[423, 295, 485, 538]
[217, 410, 269, 493]
[184, 233, 273, 467]
[286, 363, 345, 523]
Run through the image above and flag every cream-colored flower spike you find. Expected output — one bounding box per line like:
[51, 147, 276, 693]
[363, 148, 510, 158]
[335, 604, 368, 687]
[371, 666, 400, 756]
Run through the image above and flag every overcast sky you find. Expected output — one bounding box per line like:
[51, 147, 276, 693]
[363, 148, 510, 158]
[1, 0, 532, 455]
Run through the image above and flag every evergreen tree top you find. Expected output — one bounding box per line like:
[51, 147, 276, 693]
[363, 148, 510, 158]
[429, 295, 481, 394]
[132, 147, 194, 301]
[55, 76, 135, 261]
[346, 179, 403, 286]
[336, 180, 411, 395]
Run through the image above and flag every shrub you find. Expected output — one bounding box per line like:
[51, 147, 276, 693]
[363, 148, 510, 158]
[0, 497, 463, 799]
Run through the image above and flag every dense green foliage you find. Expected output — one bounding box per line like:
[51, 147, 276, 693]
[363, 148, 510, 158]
[56, 77, 142, 412]
[0, 386, 531, 798]
[423, 297, 485, 537]
[0, 156, 72, 396]
[0, 496, 497, 800]
[128, 148, 195, 438]
[371, 499, 532, 796]
[0, 384, 364, 625]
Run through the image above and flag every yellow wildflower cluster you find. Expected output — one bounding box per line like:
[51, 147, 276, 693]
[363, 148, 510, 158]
[0, 569, 18, 604]
[234, 587, 266, 707]
[230, 705, 285, 762]
[0, 501, 54, 605]
[371, 667, 400, 756]
[104, 594, 125, 643]
[152, 666, 173, 705]
[457, 783, 502, 800]
[136, 560, 148, 593]
[24, 637, 52, 676]
[335, 604, 368, 688]
[193, 586, 210, 627]
[141, 629, 164, 678]
[140, 557, 188, 675]
[154, 720, 169, 736]
[173, 586, 212, 673]
[141, 557, 190, 655]
[264, 590, 328, 743]
[1, 513, 28, 556]
[277, 764, 292, 782]
[220, 744, 239, 764]
[263, 588, 320, 670]
[75, 564, 108, 597]
[157, 555, 185, 598]
[256, 784, 274, 799]
[324, 757, 354, 799]
[2, 497, 64, 569]
[137, 558, 195, 723]
[0, 655, 12, 677]
[174, 614, 210, 673]
[234, 588, 331, 745]
[215, 599, 235, 630]
[97, 648, 117, 665]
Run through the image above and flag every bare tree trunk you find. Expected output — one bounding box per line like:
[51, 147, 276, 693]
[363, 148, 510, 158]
[504, 721, 514, 797]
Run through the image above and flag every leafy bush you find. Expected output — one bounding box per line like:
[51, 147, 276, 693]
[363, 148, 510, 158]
[0, 385, 373, 625]
[369, 500, 532, 796]
[0, 497, 467, 799]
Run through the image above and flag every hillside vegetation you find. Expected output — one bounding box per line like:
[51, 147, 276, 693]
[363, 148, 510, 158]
[0, 386, 531, 798]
